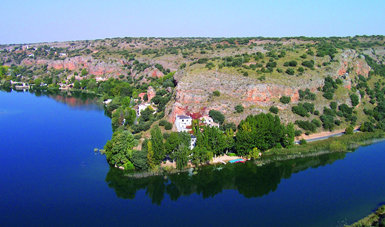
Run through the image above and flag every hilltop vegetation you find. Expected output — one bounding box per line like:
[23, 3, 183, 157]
[1, 36, 385, 171]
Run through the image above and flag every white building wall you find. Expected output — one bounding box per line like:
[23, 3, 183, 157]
[175, 115, 192, 132]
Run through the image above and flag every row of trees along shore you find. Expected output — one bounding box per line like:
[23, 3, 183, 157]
[103, 113, 295, 171]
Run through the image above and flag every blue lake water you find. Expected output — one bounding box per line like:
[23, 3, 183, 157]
[1, 90, 385, 226]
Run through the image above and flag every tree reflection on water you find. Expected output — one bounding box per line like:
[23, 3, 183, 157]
[105, 152, 346, 205]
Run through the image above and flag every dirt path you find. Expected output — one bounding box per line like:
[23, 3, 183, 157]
[296, 127, 360, 142]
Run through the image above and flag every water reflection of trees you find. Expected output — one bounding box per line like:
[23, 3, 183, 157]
[105, 152, 346, 205]
[2, 89, 103, 111]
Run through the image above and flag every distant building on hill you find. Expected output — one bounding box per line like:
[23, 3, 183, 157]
[200, 116, 219, 128]
[136, 103, 152, 116]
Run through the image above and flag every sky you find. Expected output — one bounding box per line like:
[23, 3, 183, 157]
[1, 0, 384, 44]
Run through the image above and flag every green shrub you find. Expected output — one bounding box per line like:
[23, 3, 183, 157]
[280, 96, 291, 104]
[299, 89, 316, 101]
[123, 160, 135, 171]
[213, 90, 220, 96]
[345, 125, 354, 135]
[299, 139, 307, 145]
[164, 122, 172, 130]
[295, 120, 317, 132]
[209, 110, 225, 125]
[323, 92, 334, 100]
[159, 120, 168, 126]
[350, 93, 359, 107]
[247, 147, 260, 160]
[311, 119, 321, 127]
[206, 62, 215, 70]
[298, 67, 304, 73]
[302, 60, 314, 69]
[284, 60, 297, 67]
[286, 68, 295, 75]
[269, 106, 279, 114]
[292, 103, 312, 117]
[329, 141, 347, 152]
[235, 105, 244, 113]
[295, 130, 302, 136]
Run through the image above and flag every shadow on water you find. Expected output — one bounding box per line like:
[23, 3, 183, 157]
[105, 152, 347, 205]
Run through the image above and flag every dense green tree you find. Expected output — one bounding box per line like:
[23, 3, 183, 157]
[81, 68, 88, 76]
[164, 132, 190, 155]
[111, 107, 136, 131]
[280, 96, 291, 104]
[235, 105, 244, 113]
[235, 113, 293, 155]
[295, 120, 317, 132]
[269, 106, 279, 114]
[282, 123, 295, 148]
[284, 60, 297, 67]
[172, 144, 190, 170]
[286, 68, 295, 75]
[350, 93, 359, 107]
[140, 107, 155, 122]
[131, 150, 148, 170]
[330, 101, 337, 110]
[104, 130, 138, 167]
[302, 60, 314, 69]
[345, 125, 354, 135]
[150, 126, 165, 164]
[209, 110, 225, 125]
[73, 80, 80, 89]
[320, 114, 335, 131]
[147, 141, 155, 169]
[0, 65, 8, 79]
[164, 122, 172, 130]
[224, 129, 235, 152]
[360, 122, 375, 132]
[199, 126, 227, 156]
[220, 122, 237, 132]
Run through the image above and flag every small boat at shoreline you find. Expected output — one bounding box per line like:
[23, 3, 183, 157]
[228, 159, 246, 164]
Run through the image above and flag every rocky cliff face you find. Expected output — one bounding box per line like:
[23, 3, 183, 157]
[22, 56, 126, 77]
[167, 49, 371, 125]
[338, 50, 371, 77]
[167, 71, 323, 124]
[337, 50, 371, 89]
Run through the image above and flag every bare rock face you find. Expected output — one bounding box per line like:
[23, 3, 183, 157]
[22, 56, 125, 76]
[149, 68, 164, 78]
[337, 50, 371, 89]
[244, 84, 299, 104]
[147, 86, 156, 101]
[167, 72, 321, 124]
[338, 50, 371, 77]
[167, 49, 370, 124]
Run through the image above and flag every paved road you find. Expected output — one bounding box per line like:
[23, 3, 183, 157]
[295, 129, 360, 144]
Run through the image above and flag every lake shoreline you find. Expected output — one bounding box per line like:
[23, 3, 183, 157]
[121, 131, 385, 178]
[347, 205, 385, 226]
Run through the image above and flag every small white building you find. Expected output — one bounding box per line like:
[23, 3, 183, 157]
[190, 135, 197, 150]
[175, 115, 192, 132]
[200, 116, 219, 128]
[95, 77, 107, 82]
[103, 99, 112, 105]
[137, 103, 151, 116]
